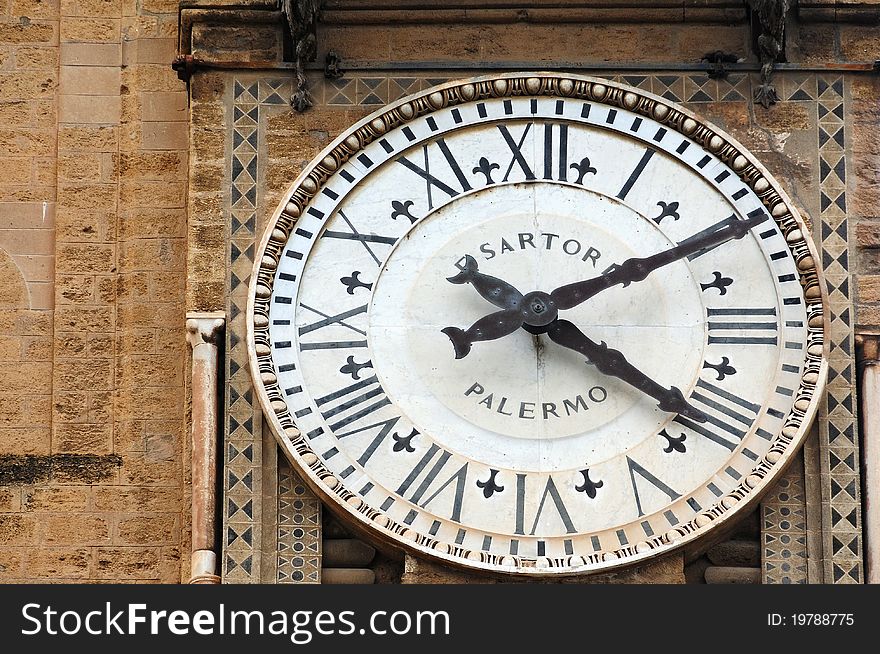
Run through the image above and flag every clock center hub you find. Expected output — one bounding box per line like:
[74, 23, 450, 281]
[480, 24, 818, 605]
[520, 291, 557, 328]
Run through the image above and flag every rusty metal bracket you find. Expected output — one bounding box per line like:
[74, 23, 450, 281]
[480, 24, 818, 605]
[701, 51, 740, 79]
[282, 0, 325, 112]
[324, 49, 343, 79]
[172, 53, 198, 83]
[747, 0, 791, 108]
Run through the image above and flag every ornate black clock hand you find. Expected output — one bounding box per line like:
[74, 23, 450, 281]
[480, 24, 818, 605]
[443, 255, 564, 358]
[546, 319, 709, 422]
[550, 212, 770, 310]
[447, 254, 524, 310]
[441, 309, 525, 359]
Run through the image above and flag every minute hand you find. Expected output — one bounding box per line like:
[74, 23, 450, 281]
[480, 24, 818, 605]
[546, 319, 709, 422]
[550, 212, 770, 311]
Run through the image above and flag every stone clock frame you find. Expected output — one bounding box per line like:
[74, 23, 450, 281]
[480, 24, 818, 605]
[247, 72, 828, 576]
[206, 70, 863, 584]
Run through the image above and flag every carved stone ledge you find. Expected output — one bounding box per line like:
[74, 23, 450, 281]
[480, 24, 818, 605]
[799, 0, 880, 23]
[319, 0, 747, 24]
[179, 7, 285, 67]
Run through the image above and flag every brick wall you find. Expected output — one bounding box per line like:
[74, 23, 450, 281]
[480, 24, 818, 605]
[0, 0, 188, 582]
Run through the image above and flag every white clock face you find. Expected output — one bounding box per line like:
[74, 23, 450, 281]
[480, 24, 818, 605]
[250, 75, 826, 575]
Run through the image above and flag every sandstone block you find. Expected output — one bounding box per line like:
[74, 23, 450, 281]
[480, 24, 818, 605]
[0, 548, 23, 578]
[24, 486, 91, 512]
[42, 514, 110, 545]
[55, 305, 113, 331]
[58, 184, 116, 211]
[858, 275, 880, 303]
[60, 18, 120, 43]
[116, 515, 177, 545]
[57, 243, 114, 274]
[94, 546, 161, 579]
[59, 94, 121, 125]
[0, 487, 21, 512]
[93, 486, 179, 512]
[119, 180, 185, 209]
[117, 208, 185, 239]
[189, 72, 226, 102]
[25, 547, 90, 579]
[0, 128, 53, 157]
[14, 46, 58, 70]
[60, 65, 120, 96]
[141, 121, 188, 150]
[54, 423, 113, 453]
[52, 391, 89, 422]
[0, 23, 55, 44]
[190, 102, 224, 127]
[57, 153, 102, 182]
[60, 42, 121, 66]
[58, 125, 117, 151]
[0, 514, 37, 545]
[0, 426, 51, 455]
[73, 0, 123, 19]
[858, 222, 880, 249]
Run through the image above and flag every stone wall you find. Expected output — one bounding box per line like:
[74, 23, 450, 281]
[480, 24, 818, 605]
[0, 0, 189, 582]
[1, 0, 877, 583]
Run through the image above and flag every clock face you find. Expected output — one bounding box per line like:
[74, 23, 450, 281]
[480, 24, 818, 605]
[249, 74, 827, 575]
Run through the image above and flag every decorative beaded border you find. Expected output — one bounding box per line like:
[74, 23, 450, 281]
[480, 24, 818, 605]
[246, 72, 829, 576]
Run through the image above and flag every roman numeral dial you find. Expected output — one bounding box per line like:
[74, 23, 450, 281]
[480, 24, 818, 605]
[252, 76, 823, 577]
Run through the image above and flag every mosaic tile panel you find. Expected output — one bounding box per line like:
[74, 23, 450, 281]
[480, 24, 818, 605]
[762, 455, 809, 584]
[221, 72, 863, 584]
[223, 80, 263, 583]
[223, 78, 323, 584]
[277, 454, 322, 583]
[814, 77, 863, 584]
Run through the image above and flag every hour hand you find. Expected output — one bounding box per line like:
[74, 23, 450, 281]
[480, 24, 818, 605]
[447, 255, 524, 310]
[442, 308, 523, 359]
[546, 319, 708, 422]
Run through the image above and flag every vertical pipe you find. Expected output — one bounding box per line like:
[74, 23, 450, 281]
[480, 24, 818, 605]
[858, 334, 880, 584]
[186, 313, 225, 584]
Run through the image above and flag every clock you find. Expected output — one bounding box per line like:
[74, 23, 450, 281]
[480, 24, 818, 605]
[248, 73, 827, 576]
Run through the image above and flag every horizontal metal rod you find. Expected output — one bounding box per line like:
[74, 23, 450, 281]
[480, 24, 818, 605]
[304, 60, 879, 73]
[182, 58, 878, 74]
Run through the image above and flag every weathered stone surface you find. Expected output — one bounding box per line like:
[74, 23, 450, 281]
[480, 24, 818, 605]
[684, 555, 711, 584]
[401, 553, 685, 584]
[706, 540, 761, 568]
[323, 539, 376, 567]
[704, 566, 762, 584]
[321, 568, 376, 584]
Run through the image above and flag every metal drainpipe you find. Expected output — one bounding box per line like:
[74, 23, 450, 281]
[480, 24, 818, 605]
[186, 312, 226, 584]
[857, 333, 880, 584]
